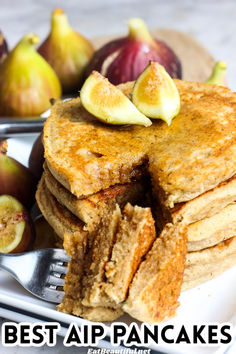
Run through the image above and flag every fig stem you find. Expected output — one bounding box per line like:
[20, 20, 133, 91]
[128, 18, 155, 45]
[16, 34, 39, 48]
[0, 32, 4, 44]
[51, 8, 71, 35]
[205, 61, 227, 85]
[0, 140, 7, 155]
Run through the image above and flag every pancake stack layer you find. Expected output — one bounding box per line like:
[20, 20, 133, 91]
[36, 79, 236, 324]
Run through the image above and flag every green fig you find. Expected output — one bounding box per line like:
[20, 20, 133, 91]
[0, 141, 36, 208]
[0, 33, 61, 117]
[38, 8, 94, 93]
[205, 61, 227, 86]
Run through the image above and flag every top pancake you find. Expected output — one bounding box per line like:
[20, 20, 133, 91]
[44, 80, 236, 207]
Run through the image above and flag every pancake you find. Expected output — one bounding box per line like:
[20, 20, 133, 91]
[37, 176, 124, 319]
[58, 232, 123, 321]
[58, 203, 156, 318]
[123, 223, 187, 323]
[104, 203, 156, 304]
[159, 173, 236, 225]
[44, 163, 146, 231]
[44, 80, 236, 208]
[37, 175, 236, 253]
[183, 236, 236, 290]
[155, 199, 236, 251]
[36, 176, 87, 240]
[37, 179, 236, 321]
[81, 203, 156, 309]
[151, 191, 236, 251]
[187, 203, 236, 251]
[81, 205, 121, 308]
[123, 231, 236, 323]
[61, 229, 236, 322]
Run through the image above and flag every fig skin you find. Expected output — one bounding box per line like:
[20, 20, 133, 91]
[0, 30, 8, 63]
[0, 33, 62, 117]
[0, 195, 35, 254]
[0, 141, 36, 209]
[11, 211, 35, 253]
[28, 133, 44, 180]
[85, 18, 182, 85]
[38, 8, 94, 93]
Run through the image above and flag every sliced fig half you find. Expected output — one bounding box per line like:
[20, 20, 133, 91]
[80, 71, 152, 127]
[132, 61, 180, 126]
[0, 195, 34, 253]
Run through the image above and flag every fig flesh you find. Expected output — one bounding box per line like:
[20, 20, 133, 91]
[38, 8, 94, 93]
[0, 33, 61, 117]
[0, 141, 36, 208]
[0, 195, 34, 253]
[132, 62, 180, 125]
[0, 30, 8, 63]
[85, 18, 182, 85]
[80, 71, 152, 127]
[205, 61, 227, 86]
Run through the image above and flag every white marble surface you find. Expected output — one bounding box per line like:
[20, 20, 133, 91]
[1, 1, 236, 353]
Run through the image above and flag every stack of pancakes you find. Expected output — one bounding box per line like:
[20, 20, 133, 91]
[154, 174, 236, 291]
[36, 79, 236, 324]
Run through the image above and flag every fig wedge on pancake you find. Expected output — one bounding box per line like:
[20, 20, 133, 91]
[80, 71, 152, 126]
[132, 61, 180, 125]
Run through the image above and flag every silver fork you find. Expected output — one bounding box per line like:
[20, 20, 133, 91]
[0, 249, 70, 303]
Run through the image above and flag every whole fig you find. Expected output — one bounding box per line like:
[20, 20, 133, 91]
[0, 30, 8, 63]
[28, 133, 44, 180]
[33, 215, 56, 250]
[38, 8, 94, 93]
[85, 18, 182, 85]
[0, 141, 36, 208]
[0, 33, 61, 117]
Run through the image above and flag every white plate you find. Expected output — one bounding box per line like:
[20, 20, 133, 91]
[1, 136, 236, 354]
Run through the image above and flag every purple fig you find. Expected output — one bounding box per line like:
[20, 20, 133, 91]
[0, 141, 36, 208]
[85, 18, 182, 85]
[28, 133, 44, 180]
[0, 30, 8, 63]
[33, 215, 56, 250]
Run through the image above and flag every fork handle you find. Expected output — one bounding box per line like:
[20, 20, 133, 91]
[0, 119, 45, 138]
[0, 253, 21, 278]
[0, 253, 35, 282]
